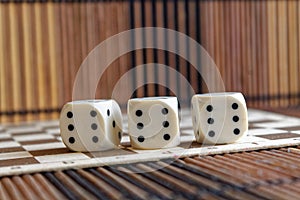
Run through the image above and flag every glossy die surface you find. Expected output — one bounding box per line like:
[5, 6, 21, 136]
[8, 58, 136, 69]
[128, 97, 180, 149]
[191, 93, 248, 144]
[60, 100, 122, 152]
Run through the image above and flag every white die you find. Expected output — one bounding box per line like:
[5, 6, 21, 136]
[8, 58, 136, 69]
[128, 97, 180, 149]
[60, 100, 123, 152]
[191, 93, 248, 144]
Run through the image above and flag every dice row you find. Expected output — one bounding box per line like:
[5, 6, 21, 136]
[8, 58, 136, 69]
[60, 92, 248, 152]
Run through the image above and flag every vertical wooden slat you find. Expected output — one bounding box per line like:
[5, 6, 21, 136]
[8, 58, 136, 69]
[255, 0, 262, 107]
[151, 0, 159, 96]
[129, 0, 137, 99]
[107, 0, 121, 99]
[41, 3, 51, 119]
[212, 0, 221, 92]
[54, 2, 64, 108]
[96, 1, 108, 99]
[298, 0, 300, 105]
[17, 3, 26, 121]
[0, 3, 7, 123]
[260, 1, 269, 107]
[217, 0, 225, 94]
[233, 1, 242, 92]
[166, 0, 177, 97]
[67, 2, 77, 102]
[277, 0, 289, 107]
[47, 2, 59, 119]
[187, 0, 198, 96]
[144, 0, 154, 97]
[267, 0, 279, 107]
[155, 0, 166, 97]
[250, 0, 258, 107]
[60, 2, 71, 103]
[230, 0, 238, 92]
[91, 2, 100, 99]
[116, 0, 131, 108]
[22, 2, 34, 121]
[177, 0, 188, 103]
[223, 1, 232, 92]
[240, 1, 248, 104]
[71, 1, 83, 101]
[134, 0, 145, 98]
[30, 3, 39, 119]
[287, 1, 299, 106]
[35, 2, 47, 120]
[184, 0, 191, 102]
[9, 2, 22, 121]
[173, 0, 182, 97]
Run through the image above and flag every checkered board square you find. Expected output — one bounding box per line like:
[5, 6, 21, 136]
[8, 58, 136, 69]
[0, 109, 300, 176]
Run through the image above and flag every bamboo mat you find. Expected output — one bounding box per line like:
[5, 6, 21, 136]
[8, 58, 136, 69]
[1, 148, 300, 199]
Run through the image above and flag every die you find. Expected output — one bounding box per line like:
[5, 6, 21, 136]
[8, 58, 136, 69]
[127, 97, 180, 149]
[59, 100, 123, 152]
[191, 92, 248, 144]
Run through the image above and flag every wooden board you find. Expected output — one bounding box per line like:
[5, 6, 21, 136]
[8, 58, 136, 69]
[0, 109, 300, 176]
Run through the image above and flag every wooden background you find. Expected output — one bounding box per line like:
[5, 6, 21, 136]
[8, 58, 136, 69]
[0, 0, 299, 122]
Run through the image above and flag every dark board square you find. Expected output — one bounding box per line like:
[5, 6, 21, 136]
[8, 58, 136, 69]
[248, 124, 259, 129]
[248, 119, 281, 129]
[0, 147, 25, 153]
[0, 138, 14, 142]
[30, 148, 70, 157]
[179, 141, 203, 148]
[0, 157, 39, 167]
[4, 123, 34, 129]
[256, 133, 300, 140]
[248, 119, 278, 123]
[19, 139, 60, 145]
[278, 126, 300, 132]
[10, 131, 45, 136]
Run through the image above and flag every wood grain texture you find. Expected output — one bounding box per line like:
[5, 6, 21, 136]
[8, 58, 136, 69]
[133, 0, 145, 98]
[53, 2, 64, 108]
[260, 1, 269, 107]
[22, 3, 34, 121]
[267, 1, 279, 107]
[0, 4, 7, 123]
[9, 3, 22, 121]
[0, 1, 300, 122]
[116, 0, 131, 108]
[277, 1, 289, 107]
[287, 1, 299, 105]
[47, 2, 59, 119]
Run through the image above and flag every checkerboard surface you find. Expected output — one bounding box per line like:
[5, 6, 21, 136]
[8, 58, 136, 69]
[0, 109, 300, 176]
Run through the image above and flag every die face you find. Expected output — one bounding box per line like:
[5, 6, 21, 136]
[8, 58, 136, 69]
[60, 102, 105, 152]
[128, 97, 180, 149]
[92, 100, 123, 139]
[103, 100, 123, 146]
[192, 93, 248, 144]
[60, 100, 123, 152]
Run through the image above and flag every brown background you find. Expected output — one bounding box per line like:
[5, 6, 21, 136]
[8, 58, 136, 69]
[0, 0, 299, 122]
